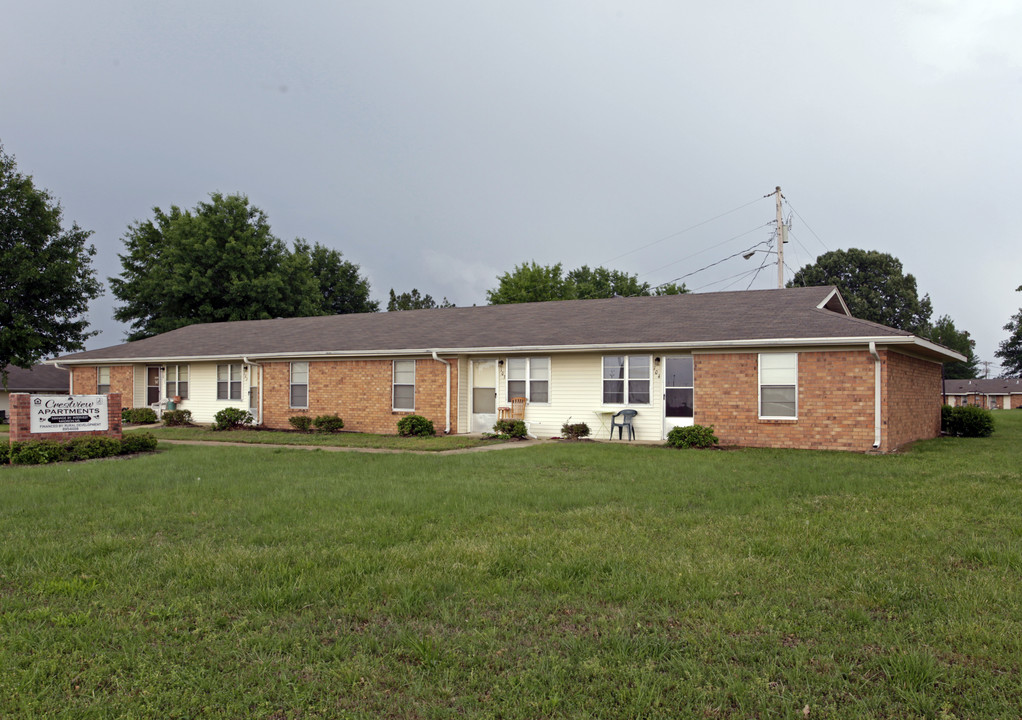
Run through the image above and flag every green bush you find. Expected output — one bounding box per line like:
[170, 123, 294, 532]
[123, 407, 158, 424]
[0, 443, 9, 465]
[121, 433, 158, 454]
[560, 421, 591, 440]
[162, 409, 192, 426]
[666, 424, 718, 449]
[313, 414, 345, 433]
[289, 415, 313, 432]
[9, 440, 65, 465]
[212, 408, 253, 431]
[941, 404, 953, 433]
[493, 419, 527, 439]
[945, 405, 995, 438]
[64, 437, 122, 461]
[397, 414, 435, 437]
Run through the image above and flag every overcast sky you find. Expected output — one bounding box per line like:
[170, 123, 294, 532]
[3, 1, 1020, 372]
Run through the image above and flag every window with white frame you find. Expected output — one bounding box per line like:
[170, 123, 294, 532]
[759, 353, 798, 418]
[506, 357, 550, 403]
[165, 365, 189, 399]
[602, 355, 651, 404]
[217, 363, 242, 400]
[290, 362, 309, 408]
[97, 366, 110, 394]
[393, 360, 415, 411]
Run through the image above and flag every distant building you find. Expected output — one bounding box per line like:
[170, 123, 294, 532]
[943, 378, 1022, 410]
[1, 364, 70, 421]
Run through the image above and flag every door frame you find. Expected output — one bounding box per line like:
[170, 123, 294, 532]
[469, 357, 498, 433]
[662, 355, 695, 439]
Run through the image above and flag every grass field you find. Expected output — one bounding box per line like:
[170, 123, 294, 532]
[127, 425, 505, 452]
[2, 414, 1021, 718]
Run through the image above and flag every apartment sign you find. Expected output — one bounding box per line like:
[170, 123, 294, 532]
[29, 395, 109, 433]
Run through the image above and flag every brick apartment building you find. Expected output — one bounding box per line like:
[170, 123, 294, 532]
[52, 287, 964, 452]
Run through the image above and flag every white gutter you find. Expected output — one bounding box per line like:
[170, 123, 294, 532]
[869, 341, 882, 450]
[431, 351, 451, 434]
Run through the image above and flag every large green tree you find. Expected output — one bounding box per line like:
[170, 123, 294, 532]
[0, 143, 102, 385]
[487, 262, 687, 304]
[110, 193, 376, 340]
[925, 315, 979, 379]
[995, 286, 1022, 377]
[387, 288, 454, 311]
[788, 248, 932, 334]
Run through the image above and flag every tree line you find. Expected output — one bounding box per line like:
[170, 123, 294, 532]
[3, 139, 1020, 382]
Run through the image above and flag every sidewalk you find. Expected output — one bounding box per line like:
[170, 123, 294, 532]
[155, 437, 548, 456]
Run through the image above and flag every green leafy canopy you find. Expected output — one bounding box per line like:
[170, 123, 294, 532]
[110, 193, 378, 340]
[486, 262, 687, 304]
[0, 142, 102, 386]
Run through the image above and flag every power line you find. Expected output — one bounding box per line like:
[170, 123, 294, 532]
[603, 195, 770, 265]
[784, 199, 829, 252]
[638, 222, 773, 279]
[652, 239, 774, 291]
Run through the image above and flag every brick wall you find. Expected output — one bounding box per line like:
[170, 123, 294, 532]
[1012, 395, 1022, 410]
[694, 350, 879, 452]
[71, 366, 97, 394]
[9, 393, 123, 443]
[260, 358, 458, 435]
[882, 350, 942, 451]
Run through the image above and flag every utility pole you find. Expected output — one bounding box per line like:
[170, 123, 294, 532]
[773, 186, 785, 288]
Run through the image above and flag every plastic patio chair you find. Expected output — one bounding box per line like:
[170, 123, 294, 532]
[610, 409, 637, 440]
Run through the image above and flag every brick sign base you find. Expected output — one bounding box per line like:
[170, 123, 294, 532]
[8, 393, 123, 444]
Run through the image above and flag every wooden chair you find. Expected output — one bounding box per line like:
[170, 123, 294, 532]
[508, 397, 527, 420]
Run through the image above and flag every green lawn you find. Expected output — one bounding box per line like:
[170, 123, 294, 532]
[127, 425, 506, 452]
[2, 414, 1021, 718]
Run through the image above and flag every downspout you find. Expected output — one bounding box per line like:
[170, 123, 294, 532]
[431, 351, 452, 434]
[242, 356, 262, 424]
[869, 342, 882, 450]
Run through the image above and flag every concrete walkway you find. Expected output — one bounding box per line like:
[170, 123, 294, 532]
[155, 437, 548, 456]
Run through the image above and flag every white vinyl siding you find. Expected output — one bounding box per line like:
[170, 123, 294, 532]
[759, 353, 798, 418]
[290, 362, 309, 408]
[393, 360, 415, 411]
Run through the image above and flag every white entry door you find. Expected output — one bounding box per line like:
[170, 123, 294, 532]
[471, 359, 497, 433]
[663, 356, 694, 438]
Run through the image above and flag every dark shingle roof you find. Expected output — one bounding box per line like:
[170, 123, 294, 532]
[3, 364, 70, 392]
[944, 378, 1022, 394]
[56, 286, 955, 363]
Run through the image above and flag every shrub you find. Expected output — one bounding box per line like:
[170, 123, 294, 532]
[64, 437, 122, 461]
[560, 421, 591, 440]
[121, 432, 158, 454]
[313, 414, 345, 433]
[397, 414, 435, 437]
[0, 443, 9, 465]
[10, 440, 65, 465]
[666, 424, 718, 449]
[212, 407, 254, 431]
[162, 409, 192, 426]
[289, 415, 313, 432]
[945, 405, 994, 438]
[493, 419, 527, 439]
[940, 404, 953, 433]
[123, 407, 158, 424]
